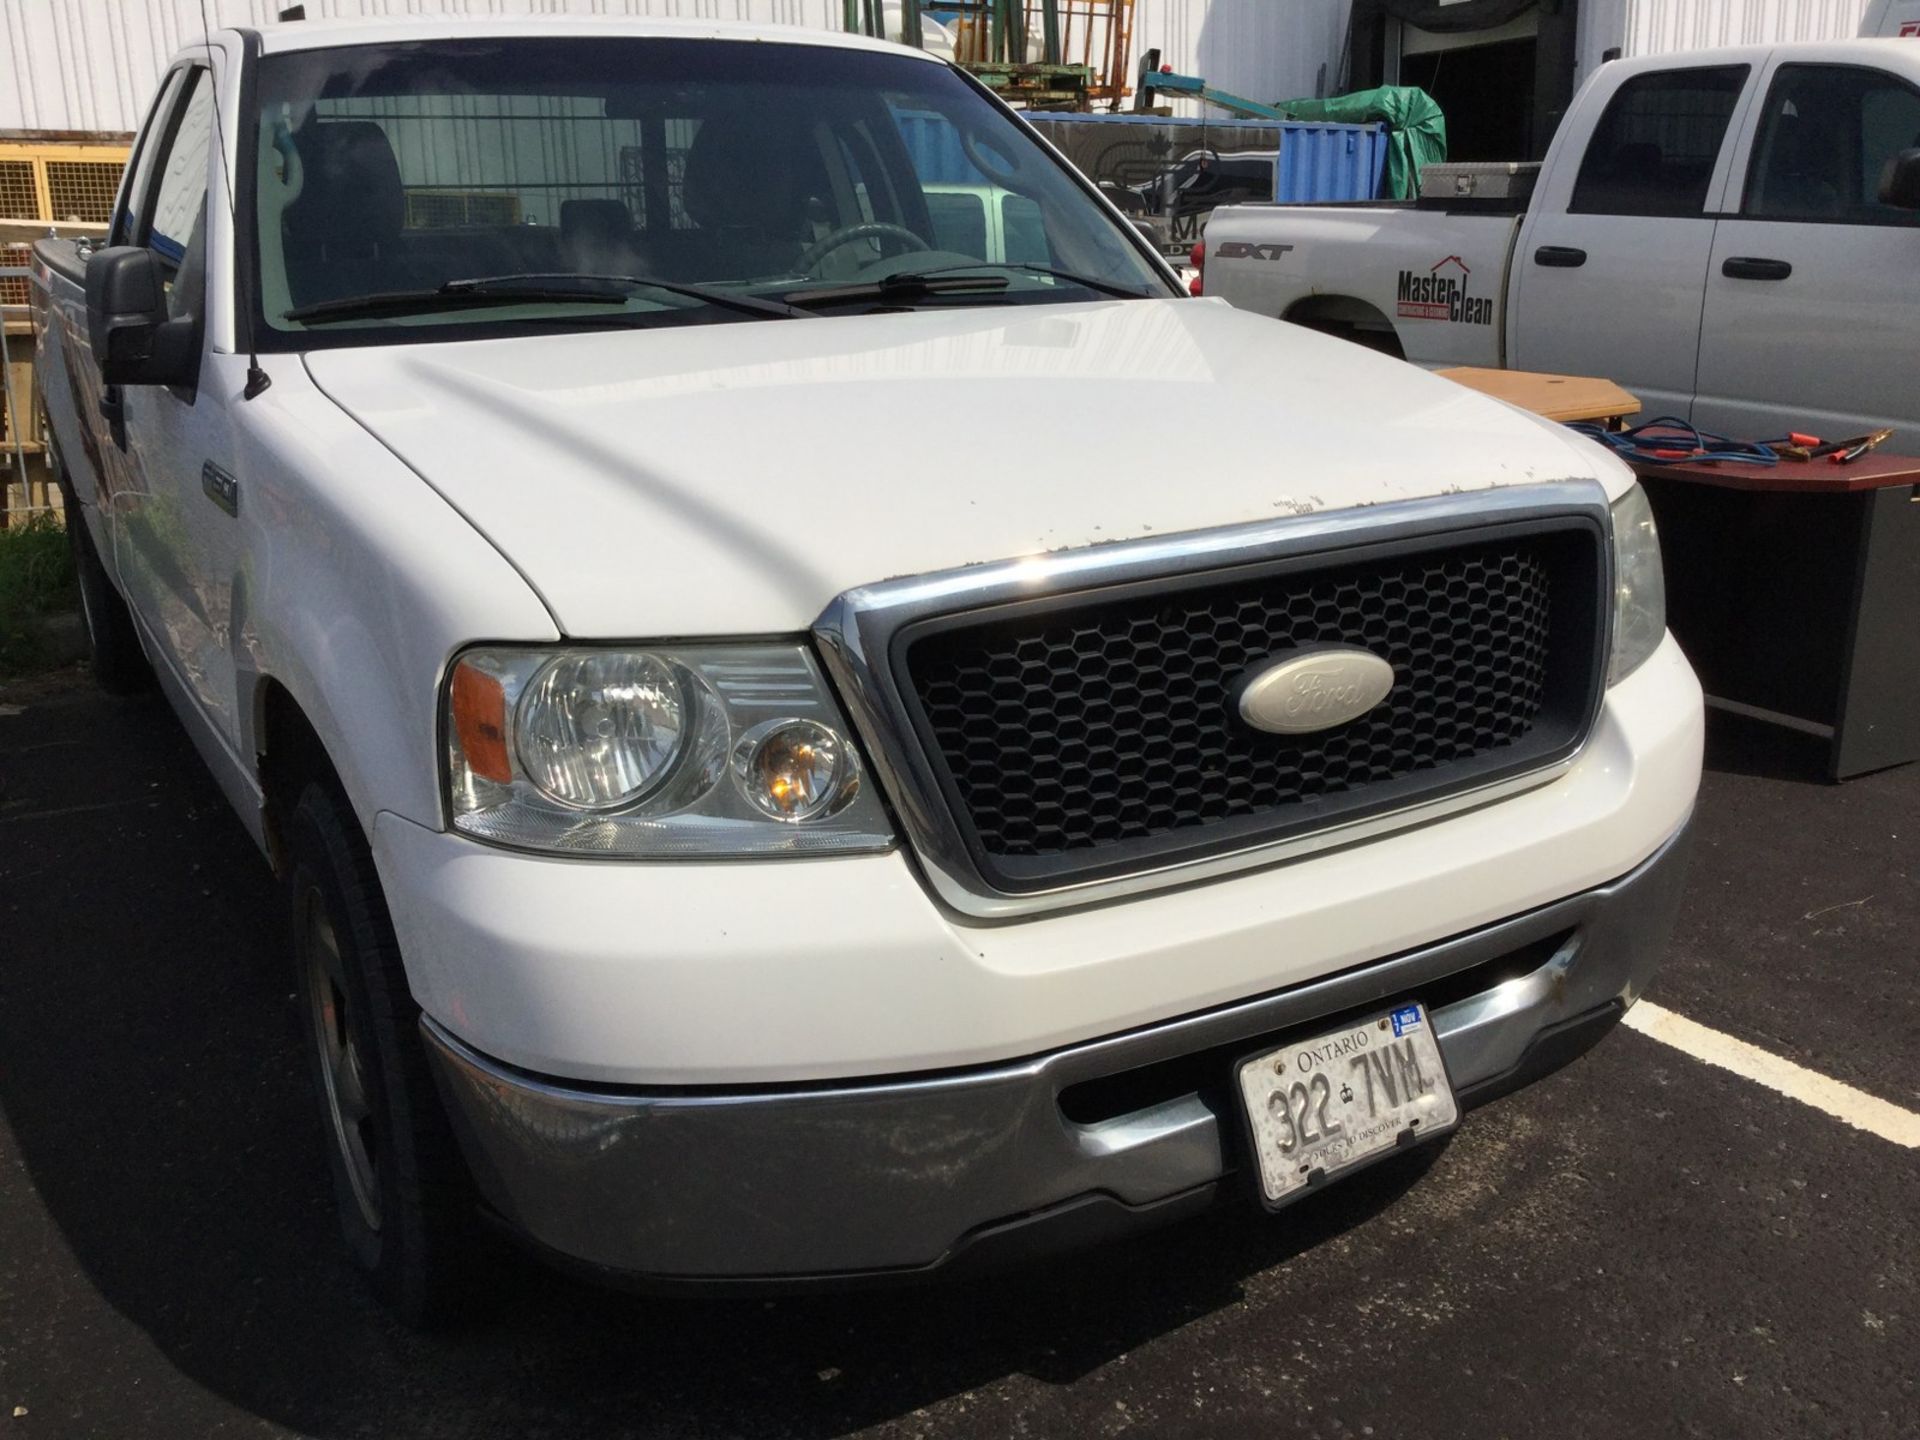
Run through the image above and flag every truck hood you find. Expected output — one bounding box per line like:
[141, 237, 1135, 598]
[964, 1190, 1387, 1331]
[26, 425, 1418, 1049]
[302, 298, 1626, 636]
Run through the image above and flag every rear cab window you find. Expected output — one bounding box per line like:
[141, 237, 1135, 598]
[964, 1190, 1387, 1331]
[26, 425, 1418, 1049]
[1569, 65, 1751, 216]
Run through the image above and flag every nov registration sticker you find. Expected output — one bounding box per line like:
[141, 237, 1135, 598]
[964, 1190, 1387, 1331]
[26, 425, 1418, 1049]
[1236, 1002, 1459, 1207]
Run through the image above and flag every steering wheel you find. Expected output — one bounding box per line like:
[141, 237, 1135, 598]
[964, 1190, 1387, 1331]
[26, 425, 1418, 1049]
[796, 222, 930, 273]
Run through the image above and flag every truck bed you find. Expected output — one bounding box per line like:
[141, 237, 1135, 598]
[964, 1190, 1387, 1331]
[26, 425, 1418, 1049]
[1202, 202, 1526, 369]
[1225, 194, 1530, 216]
[31, 236, 88, 287]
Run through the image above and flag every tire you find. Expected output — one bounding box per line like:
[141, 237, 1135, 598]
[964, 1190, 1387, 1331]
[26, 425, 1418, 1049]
[51, 452, 152, 695]
[286, 780, 474, 1327]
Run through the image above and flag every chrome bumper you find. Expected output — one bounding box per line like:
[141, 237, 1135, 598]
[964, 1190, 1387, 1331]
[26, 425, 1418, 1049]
[424, 817, 1693, 1285]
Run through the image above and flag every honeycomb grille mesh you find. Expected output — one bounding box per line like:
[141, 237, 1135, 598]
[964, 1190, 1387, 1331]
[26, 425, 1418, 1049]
[907, 541, 1555, 860]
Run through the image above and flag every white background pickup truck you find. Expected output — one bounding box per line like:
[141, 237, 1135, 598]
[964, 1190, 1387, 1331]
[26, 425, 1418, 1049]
[31, 14, 1699, 1324]
[1203, 40, 1920, 450]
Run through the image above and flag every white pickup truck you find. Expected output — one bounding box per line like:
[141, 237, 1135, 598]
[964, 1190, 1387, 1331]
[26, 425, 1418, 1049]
[31, 15, 1700, 1323]
[1202, 41, 1920, 449]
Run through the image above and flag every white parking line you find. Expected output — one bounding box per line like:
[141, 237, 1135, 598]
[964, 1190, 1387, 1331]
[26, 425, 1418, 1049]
[1623, 1001, 1920, 1149]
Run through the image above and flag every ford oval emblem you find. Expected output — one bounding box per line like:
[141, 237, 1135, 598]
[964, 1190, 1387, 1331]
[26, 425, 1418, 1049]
[1236, 646, 1396, 735]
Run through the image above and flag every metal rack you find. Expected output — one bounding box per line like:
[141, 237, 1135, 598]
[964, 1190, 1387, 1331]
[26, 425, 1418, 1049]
[1, 264, 43, 521]
[846, 0, 1133, 113]
[1, 138, 129, 521]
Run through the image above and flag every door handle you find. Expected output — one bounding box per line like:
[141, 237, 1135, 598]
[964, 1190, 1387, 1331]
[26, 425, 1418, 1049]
[1534, 245, 1587, 268]
[1721, 256, 1792, 281]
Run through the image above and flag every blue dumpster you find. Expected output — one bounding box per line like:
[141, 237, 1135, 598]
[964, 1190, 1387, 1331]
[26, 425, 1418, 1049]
[900, 110, 1388, 204]
[1274, 120, 1388, 203]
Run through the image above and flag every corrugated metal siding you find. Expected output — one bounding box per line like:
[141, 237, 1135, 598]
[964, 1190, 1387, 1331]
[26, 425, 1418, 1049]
[1145, 0, 1348, 115]
[1275, 120, 1385, 201]
[1, 0, 851, 133]
[1, 0, 1340, 135]
[1578, 0, 1874, 81]
[1623, 0, 1871, 50]
[5, 1, 1883, 156]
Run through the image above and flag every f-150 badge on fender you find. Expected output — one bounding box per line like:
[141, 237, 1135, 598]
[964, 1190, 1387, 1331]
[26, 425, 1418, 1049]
[1236, 647, 1397, 735]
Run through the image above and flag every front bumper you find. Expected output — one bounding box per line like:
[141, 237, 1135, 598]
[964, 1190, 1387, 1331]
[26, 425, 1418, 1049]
[425, 815, 1693, 1284]
[376, 636, 1701, 1086]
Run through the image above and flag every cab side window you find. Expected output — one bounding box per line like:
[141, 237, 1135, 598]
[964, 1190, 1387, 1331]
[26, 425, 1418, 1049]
[1569, 66, 1749, 217]
[110, 67, 188, 248]
[138, 67, 215, 320]
[1744, 64, 1920, 225]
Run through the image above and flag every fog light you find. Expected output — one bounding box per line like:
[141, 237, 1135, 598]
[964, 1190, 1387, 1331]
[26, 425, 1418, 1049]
[735, 719, 859, 822]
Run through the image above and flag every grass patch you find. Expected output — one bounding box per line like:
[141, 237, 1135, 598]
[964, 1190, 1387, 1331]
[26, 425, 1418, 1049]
[0, 513, 78, 676]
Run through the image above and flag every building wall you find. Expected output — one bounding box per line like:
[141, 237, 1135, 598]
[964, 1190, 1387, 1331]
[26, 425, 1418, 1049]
[0, 0, 1345, 135]
[1576, 0, 1876, 82]
[1, 0, 1889, 139]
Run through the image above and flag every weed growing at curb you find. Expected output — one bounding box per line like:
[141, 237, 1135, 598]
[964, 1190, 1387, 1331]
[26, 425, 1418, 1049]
[0, 514, 78, 677]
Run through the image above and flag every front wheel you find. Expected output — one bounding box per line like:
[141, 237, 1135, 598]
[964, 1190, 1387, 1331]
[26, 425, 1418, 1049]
[287, 780, 474, 1326]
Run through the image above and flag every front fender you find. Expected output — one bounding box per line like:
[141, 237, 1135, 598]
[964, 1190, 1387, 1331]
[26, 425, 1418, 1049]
[232, 355, 558, 836]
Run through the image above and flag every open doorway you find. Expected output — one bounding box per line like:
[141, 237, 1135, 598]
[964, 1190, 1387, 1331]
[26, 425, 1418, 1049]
[1398, 35, 1538, 161]
[1347, 1, 1580, 164]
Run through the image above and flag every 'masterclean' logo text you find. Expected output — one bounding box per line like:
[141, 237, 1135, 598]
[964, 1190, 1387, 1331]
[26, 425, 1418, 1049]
[1396, 254, 1493, 325]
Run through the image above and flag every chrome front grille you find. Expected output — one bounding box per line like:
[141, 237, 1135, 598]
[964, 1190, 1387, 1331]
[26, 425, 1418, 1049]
[814, 484, 1613, 919]
[906, 539, 1558, 862]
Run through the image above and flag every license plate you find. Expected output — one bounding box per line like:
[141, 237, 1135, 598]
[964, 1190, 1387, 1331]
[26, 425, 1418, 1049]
[1236, 1003, 1459, 1208]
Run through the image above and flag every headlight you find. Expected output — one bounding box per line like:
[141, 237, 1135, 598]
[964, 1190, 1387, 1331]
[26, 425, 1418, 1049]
[516, 651, 687, 809]
[445, 644, 892, 857]
[1608, 483, 1666, 686]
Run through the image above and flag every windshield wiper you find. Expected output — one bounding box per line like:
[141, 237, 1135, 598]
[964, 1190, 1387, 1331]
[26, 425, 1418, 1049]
[781, 272, 1013, 309]
[447, 273, 813, 319]
[899, 262, 1159, 300]
[781, 263, 1157, 311]
[285, 272, 812, 325]
[286, 285, 626, 324]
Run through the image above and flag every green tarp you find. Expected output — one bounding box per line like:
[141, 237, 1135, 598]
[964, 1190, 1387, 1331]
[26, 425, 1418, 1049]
[1275, 87, 1448, 200]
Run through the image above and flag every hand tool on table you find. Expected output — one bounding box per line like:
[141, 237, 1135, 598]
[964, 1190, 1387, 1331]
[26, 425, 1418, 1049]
[1828, 429, 1895, 465]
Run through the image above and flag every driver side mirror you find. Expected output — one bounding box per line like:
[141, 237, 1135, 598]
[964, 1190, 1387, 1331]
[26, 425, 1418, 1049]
[85, 246, 199, 389]
[1878, 147, 1920, 210]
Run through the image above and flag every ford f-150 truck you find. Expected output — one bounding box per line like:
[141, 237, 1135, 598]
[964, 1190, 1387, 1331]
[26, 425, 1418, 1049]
[1202, 42, 1920, 449]
[31, 15, 1701, 1324]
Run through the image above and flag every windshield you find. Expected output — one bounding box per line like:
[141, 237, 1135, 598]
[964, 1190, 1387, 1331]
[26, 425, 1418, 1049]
[249, 36, 1173, 346]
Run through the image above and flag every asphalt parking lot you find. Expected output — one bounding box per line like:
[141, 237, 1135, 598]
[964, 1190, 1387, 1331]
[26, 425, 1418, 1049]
[1, 674, 1914, 1440]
